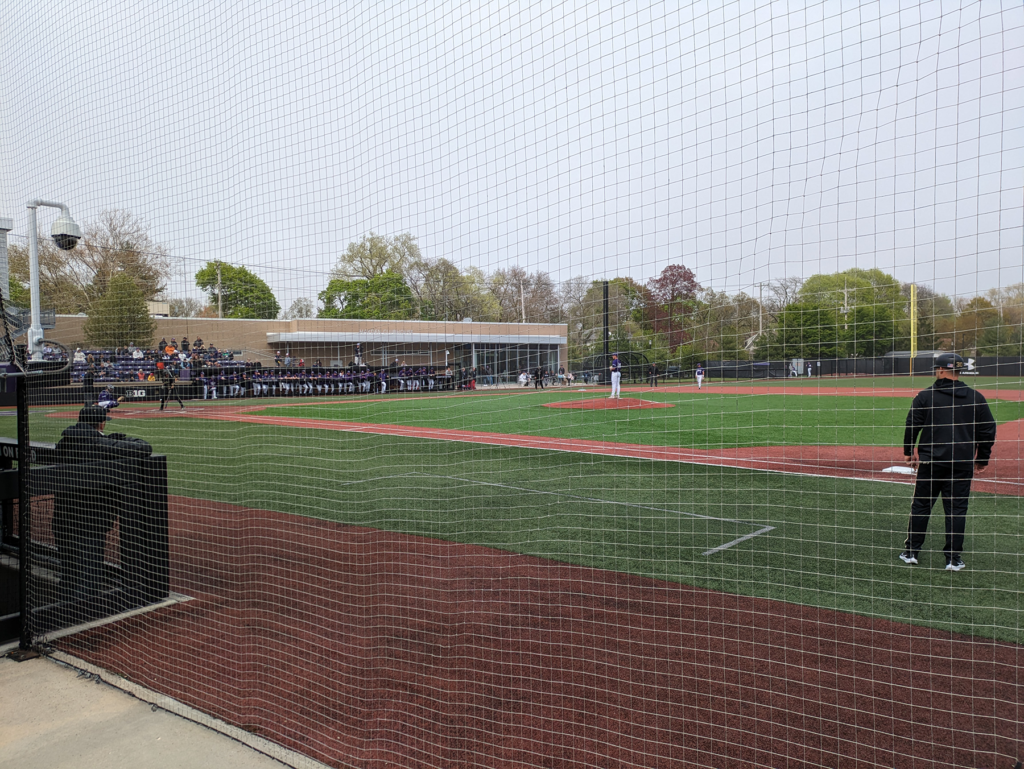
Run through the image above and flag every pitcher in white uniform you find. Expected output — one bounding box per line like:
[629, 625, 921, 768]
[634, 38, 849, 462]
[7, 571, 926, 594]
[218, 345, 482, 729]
[609, 354, 622, 399]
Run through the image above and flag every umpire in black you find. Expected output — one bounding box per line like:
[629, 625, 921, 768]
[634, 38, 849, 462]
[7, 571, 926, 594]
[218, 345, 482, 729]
[900, 353, 996, 571]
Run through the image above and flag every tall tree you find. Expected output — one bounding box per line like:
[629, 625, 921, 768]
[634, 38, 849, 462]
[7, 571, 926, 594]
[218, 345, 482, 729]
[283, 297, 316, 319]
[765, 301, 846, 360]
[688, 290, 763, 360]
[332, 232, 421, 281]
[168, 297, 206, 317]
[762, 276, 804, 316]
[952, 297, 999, 353]
[573, 277, 649, 357]
[406, 258, 496, 321]
[901, 283, 954, 351]
[195, 262, 280, 319]
[83, 272, 156, 349]
[847, 303, 901, 357]
[488, 267, 560, 323]
[79, 209, 170, 301]
[558, 275, 593, 364]
[8, 208, 170, 314]
[800, 268, 901, 309]
[318, 270, 414, 320]
[645, 264, 702, 352]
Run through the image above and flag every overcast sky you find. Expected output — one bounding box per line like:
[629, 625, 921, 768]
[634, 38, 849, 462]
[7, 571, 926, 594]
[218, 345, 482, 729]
[2, 0, 1022, 311]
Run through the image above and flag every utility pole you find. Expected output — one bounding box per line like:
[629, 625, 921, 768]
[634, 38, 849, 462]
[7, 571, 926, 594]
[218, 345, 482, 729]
[758, 282, 763, 338]
[842, 277, 849, 330]
[603, 280, 610, 361]
[216, 262, 223, 319]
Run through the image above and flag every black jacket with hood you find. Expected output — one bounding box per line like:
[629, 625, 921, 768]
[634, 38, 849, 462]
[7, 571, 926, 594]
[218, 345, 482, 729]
[903, 378, 997, 466]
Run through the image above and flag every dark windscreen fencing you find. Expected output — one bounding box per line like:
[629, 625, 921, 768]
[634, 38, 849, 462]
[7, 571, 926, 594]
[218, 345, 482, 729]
[0, 440, 169, 644]
[706, 356, 1024, 379]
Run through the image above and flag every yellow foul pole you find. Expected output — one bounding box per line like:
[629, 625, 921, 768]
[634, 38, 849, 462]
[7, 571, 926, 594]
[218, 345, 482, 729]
[909, 283, 918, 360]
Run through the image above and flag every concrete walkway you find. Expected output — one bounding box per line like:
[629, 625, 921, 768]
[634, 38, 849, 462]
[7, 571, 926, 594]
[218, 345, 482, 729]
[0, 653, 298, 769]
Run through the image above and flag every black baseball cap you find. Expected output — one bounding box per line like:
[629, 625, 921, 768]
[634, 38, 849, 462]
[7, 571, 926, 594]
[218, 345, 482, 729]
[79, 405, 110, 425]
[935, 352, 965, 370]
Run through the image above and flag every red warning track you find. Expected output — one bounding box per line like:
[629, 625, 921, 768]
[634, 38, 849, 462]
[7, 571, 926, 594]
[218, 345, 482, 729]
[54, 495, 1022, 769]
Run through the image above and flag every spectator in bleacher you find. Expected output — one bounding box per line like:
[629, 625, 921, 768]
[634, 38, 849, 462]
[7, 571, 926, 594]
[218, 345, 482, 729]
[193, 337, 204, 350]
[181, 336, 190, 353]
[132, 346, 144, 360]
[158, 337, 167, 350]
[74, 348, 85, 363]
[275, 350, 282, 367]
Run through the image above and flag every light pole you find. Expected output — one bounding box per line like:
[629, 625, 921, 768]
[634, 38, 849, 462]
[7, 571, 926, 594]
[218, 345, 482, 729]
[0, 216, 13, 302]
[26, 200, 82, 359]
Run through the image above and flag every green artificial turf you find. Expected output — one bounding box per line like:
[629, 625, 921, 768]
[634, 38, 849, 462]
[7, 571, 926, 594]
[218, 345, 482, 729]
[262, 390, 1024, 450]
[5, 411, 1020, 644]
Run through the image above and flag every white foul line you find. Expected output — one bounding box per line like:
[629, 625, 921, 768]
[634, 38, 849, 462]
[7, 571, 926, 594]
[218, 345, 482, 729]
[408, 471, 775, 555]
[701, 526, 776, 556]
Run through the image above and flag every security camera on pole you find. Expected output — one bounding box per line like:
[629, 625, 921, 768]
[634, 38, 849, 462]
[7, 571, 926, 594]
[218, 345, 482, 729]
[26, 200, 82, 360]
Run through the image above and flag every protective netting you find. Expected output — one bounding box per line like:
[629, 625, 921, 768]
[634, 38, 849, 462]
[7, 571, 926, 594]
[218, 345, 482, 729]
[1, 2, 1022, 767]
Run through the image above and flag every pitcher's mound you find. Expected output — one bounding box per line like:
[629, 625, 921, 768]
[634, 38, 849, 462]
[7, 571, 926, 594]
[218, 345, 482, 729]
[544, 397, 673, 410]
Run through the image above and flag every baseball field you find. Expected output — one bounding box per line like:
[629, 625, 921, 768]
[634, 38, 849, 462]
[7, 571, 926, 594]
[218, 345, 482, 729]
[7, 377, 1023, 768]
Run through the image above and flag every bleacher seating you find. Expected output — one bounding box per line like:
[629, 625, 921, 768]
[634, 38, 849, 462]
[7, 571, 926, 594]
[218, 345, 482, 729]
[67, 345, 248, 383]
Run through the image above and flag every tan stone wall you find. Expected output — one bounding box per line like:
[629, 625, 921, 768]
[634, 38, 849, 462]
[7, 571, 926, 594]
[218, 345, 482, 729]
[48, 316, 567, 368]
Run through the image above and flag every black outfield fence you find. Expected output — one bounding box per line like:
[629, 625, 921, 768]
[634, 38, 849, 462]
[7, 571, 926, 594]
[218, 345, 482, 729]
[705, 356, 1024, 379]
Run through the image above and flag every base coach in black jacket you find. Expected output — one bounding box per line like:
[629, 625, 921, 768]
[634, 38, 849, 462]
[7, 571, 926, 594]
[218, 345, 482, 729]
[901, 353, 996, 571]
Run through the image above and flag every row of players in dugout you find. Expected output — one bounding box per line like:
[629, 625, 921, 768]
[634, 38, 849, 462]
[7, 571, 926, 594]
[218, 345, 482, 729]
[192, 367, 460, 398]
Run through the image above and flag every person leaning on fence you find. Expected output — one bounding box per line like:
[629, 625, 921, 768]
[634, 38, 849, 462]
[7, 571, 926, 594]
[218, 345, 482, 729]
[53, 405, 153, 605]
[900, 352, 997, 572]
